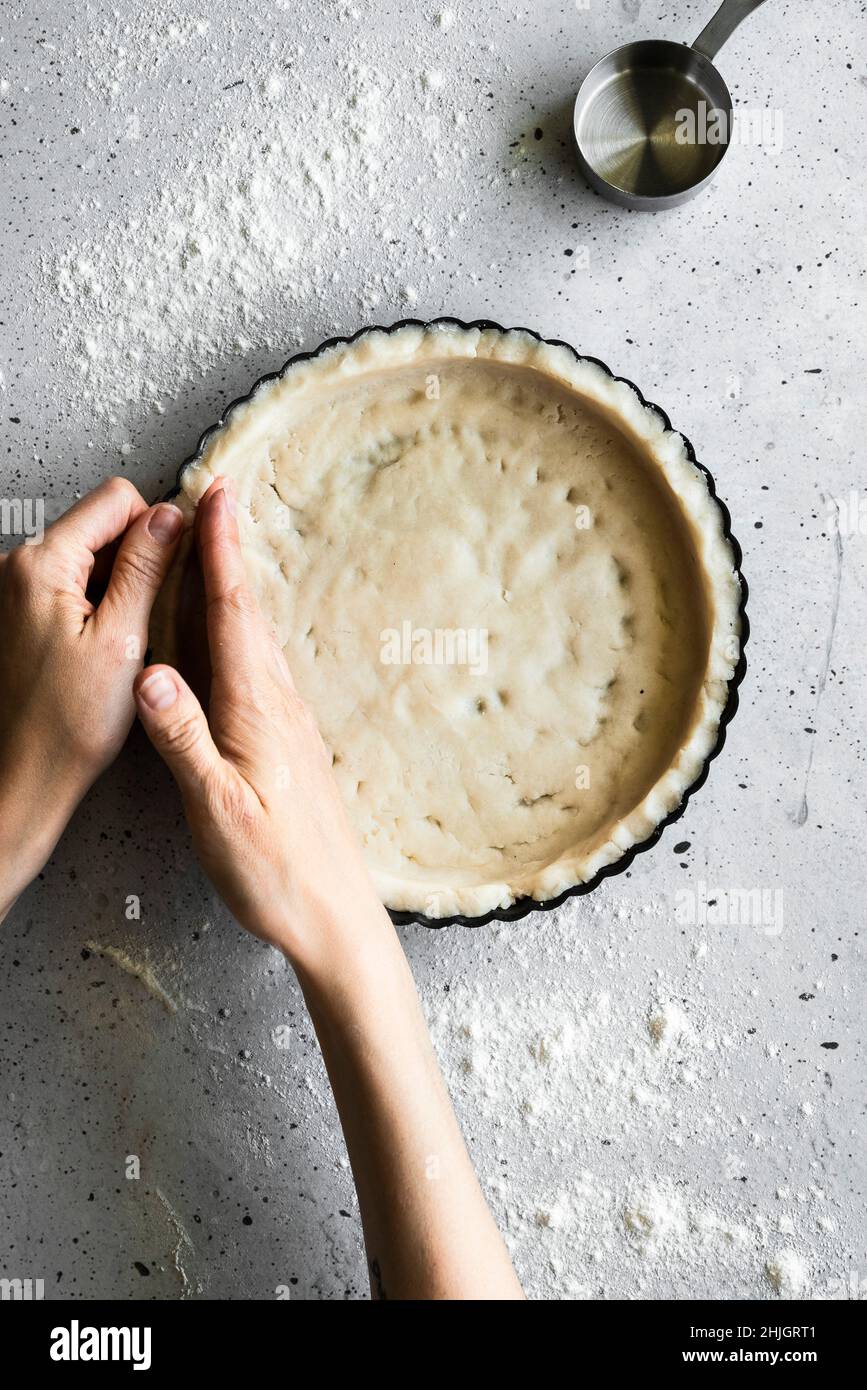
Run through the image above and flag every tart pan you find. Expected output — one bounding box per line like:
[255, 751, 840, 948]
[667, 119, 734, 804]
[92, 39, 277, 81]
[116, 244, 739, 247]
[167, 317, 749, 930]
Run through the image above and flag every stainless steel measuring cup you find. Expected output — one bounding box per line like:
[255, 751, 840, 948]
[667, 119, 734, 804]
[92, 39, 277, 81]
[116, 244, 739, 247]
[572, 0, 769, 210]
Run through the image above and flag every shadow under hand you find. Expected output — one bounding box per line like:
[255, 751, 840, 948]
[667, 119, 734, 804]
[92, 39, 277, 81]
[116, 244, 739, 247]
[150, 529, 213, 714]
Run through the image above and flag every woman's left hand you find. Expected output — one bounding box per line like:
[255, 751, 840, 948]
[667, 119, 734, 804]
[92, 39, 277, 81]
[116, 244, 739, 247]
[0, 477, 184, 919]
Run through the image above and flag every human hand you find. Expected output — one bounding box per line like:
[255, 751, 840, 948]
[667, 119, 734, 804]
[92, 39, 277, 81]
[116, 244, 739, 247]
[135, 478, 522, 1303]
[0, 477, 184, 918]
[134, 478, 390, 977]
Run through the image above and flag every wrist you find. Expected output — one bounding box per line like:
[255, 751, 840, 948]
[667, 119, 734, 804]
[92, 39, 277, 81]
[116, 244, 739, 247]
[0, 745, 87, 918]
[288, 883, 406, 1010]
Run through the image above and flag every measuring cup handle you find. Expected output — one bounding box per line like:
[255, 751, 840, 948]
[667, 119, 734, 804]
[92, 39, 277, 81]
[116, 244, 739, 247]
[692, 0, 768, 62]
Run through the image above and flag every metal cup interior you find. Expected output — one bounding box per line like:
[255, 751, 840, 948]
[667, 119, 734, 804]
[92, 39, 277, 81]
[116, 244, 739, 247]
[573, 39, 733, 209]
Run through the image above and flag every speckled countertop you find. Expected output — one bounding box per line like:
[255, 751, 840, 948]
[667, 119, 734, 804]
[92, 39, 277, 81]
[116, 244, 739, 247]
[1, 0, 864, 1301]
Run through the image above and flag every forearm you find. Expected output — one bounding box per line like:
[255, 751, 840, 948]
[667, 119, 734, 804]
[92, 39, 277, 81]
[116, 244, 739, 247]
[294, 902, 523, 1301]
[0, 743, 84, 922]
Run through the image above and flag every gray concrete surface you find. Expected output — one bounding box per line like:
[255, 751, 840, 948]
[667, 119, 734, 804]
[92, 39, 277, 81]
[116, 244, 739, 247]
[0, 0, 864, 1300]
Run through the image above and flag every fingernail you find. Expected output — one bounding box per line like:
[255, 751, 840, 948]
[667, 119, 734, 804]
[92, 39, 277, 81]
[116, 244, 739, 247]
[137, 670, 178, 711]
[148, 504, 183, 544]
[218, 481, 237, 517]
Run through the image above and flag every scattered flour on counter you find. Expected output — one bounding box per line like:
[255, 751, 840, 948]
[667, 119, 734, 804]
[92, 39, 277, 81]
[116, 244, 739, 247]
[534, 1197, 568, 1230]
[624, 1184, 687, 1247]
[36, 5, 479, 429]
[84, 938, 179, 1014]
[766, 1248, 809, 1298]
[153, 1186, 200, 1298]
[425, 894, 844, 1300]
[84, 10, 212, 100]
[647, 999, 690, 1050]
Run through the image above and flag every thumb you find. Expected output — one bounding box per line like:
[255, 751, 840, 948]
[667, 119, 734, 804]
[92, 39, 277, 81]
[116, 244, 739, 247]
[134, 664, 223, 803]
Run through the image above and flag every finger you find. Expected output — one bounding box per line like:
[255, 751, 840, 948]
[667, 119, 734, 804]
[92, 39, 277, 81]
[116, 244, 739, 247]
[44, 477, 148, 556]
[197, 477, 247, 600]
[134, 664, 224, 804]
[198, 476, 296, 692]
[96, 502, 184, 635]
[196, 478, 269, 681]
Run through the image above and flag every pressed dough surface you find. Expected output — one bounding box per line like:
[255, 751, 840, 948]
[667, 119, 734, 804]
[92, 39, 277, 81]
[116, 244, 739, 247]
[163, 328, 738, 916]
[254, 361, 706, 881]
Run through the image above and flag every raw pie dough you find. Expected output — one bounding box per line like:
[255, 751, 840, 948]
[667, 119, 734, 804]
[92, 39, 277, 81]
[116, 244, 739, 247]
[159, 324, 742, 919]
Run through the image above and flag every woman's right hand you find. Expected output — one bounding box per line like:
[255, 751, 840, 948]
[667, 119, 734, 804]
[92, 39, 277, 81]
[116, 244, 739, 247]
[134, 477, 391, 978]
[137, 476, 523, 1301]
